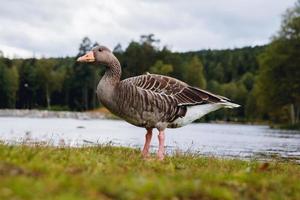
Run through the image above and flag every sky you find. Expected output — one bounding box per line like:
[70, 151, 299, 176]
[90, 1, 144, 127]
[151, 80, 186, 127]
[0, 0, 296, 58]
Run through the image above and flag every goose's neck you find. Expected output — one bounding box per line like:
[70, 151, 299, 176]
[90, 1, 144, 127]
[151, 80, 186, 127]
[97, 58, 121, 111]
[102, 58, 121, 85]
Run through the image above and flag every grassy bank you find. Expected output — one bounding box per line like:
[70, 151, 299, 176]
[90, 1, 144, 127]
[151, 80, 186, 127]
[0, 144, 299, 200]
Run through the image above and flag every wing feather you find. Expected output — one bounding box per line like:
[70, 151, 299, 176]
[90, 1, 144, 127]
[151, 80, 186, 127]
[121, 73, 229, 106]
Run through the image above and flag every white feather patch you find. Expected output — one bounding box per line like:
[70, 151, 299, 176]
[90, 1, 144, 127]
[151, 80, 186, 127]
[172, 104, 222, 127]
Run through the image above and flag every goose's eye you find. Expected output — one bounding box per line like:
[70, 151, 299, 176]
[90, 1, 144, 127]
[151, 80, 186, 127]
[99, 49, 102, 52]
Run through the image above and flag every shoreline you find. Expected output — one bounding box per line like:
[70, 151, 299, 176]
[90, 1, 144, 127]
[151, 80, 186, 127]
[0, 109, 107, 120]
[0, 108, 262, 124]
[1, 109, 299, 131]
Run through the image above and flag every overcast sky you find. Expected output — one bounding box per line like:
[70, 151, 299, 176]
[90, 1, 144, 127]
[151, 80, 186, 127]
[0, 0, 296, 58]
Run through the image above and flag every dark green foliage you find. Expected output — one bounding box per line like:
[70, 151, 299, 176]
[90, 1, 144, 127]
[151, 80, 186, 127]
[69, 37, 100, 111]
[183, 56, 206, 89]
[149, 60, 173, 76]
[0, 58, 19, 108]
[16, 58, 38, 109]
[35, 59, 65, 109]
[254, 0, 300, 124]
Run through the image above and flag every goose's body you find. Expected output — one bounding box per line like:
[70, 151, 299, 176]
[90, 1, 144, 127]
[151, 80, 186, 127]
[97, 73, 239, 130]
[78, 46, 240, 160]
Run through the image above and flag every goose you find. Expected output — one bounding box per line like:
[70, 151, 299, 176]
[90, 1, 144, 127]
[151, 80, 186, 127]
[77, 46, 240, 160]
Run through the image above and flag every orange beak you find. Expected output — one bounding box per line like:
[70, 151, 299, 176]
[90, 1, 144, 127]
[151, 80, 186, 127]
[77, 51, 95, 62]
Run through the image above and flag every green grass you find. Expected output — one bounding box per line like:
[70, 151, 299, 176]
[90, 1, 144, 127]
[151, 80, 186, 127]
[0, 144, 299, 200]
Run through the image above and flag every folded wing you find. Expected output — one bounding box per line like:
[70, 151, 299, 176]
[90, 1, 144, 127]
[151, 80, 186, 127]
[123, 73, 230, 106]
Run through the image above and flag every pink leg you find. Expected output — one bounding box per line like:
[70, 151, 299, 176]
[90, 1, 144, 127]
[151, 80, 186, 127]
[157, 130, 165, 160]
[142, 128, 153, 158]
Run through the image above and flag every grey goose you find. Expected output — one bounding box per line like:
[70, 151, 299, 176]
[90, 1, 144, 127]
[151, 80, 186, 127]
[77, 46, 240, 160]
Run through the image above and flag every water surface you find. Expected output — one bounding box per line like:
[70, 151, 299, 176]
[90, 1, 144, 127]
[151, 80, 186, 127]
[1, 117, 299, 161]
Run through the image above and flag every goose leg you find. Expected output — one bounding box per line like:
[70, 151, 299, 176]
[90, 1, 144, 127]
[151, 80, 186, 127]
[142, 128, 153, 158]
[157, 130, 165, 160]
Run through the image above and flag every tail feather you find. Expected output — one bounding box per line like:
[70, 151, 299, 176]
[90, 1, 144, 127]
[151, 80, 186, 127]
[219, 101, 241, 108]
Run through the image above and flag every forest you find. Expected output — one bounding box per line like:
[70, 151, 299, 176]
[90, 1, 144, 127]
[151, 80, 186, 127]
[0, 2, 299, 127]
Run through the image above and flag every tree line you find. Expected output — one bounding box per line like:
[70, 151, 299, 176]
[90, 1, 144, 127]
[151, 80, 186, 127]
[0, 1, 299, 125]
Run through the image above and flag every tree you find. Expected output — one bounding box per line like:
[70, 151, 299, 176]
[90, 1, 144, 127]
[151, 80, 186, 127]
[0, 59, 19, 108]
[123, 39, 157, 77]
[255, 0, 300, 124]
[113, 43, 124, 53]
[140, 34, 160, 47]
[36, 59, 65, 109]
[240, 72, 255, 91]
[207, 80, 222, 94]
[17, 59, 38, 109]
[214, 63, 225, 83]
[149, 60, 173, 75]
[4, 66, 19, 108]
[71, 37, 99, 110]
[184, 56, 207, 89]
[78, 37, 93, 57]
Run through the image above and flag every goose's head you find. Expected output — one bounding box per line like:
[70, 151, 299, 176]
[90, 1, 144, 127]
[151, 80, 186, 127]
[77, 46, 115, 65]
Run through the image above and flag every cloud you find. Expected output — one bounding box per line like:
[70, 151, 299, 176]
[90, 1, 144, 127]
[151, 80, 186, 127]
[0, 0, 296, 58]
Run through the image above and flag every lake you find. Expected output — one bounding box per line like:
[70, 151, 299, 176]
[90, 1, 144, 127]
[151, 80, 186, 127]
[1, 117, 300, 162]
